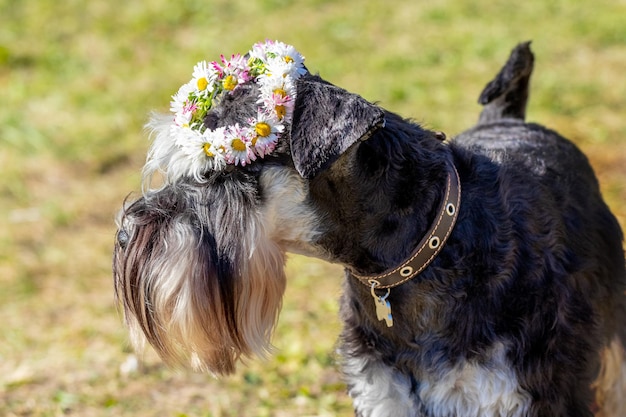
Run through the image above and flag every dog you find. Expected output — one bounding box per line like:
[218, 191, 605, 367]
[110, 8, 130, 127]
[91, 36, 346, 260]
[113, 41, 626, 417]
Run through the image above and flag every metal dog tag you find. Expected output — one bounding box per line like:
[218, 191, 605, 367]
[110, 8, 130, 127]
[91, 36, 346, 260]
[370, 282, 393, 327]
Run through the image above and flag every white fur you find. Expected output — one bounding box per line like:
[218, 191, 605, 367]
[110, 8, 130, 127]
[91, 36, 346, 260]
[419, 343, 531, 417]
[259, 166, 324, 257]
[142, 114, 192, 190]
[344, 342, 531, 417]
[344, 356, 418, 417]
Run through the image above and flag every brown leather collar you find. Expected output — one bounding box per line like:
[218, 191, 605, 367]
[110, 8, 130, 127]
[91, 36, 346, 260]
[352, 162, 461, 289]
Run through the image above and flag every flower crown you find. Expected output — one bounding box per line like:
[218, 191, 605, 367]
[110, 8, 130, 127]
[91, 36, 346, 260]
[168, 40, 307, 176]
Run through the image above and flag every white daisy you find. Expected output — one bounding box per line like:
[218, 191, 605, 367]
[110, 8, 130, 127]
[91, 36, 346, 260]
[265, 41, 306, 79]
[250, 112, 284, 157]
[223, 124, 256, 166]
[170, 82, 196, 119]
[199, 127, 227, 170]
[219, 54, 252, 92]
[257, 73, 297, 103]
[249, 40, 273, 62]
[158, 40, 308, 180]
[257, 90, 294, 122]
[174, 126, 227, 177]
[191, 61, 218, 96]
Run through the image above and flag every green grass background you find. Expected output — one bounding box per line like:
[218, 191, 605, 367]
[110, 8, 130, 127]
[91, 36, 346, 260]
[1, 0, 624, 416]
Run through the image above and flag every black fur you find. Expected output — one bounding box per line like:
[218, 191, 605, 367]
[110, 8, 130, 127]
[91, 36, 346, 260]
[291, 74, 385, 179]
[478, 41, 534, 123]
[310, 112, 450, 274]
[324, 43, 625, 416]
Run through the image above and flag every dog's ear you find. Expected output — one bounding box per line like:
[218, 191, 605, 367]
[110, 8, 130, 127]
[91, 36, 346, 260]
[290, 75, 385, 179]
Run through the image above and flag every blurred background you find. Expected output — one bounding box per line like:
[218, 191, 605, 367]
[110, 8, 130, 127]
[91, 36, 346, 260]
[1, 0, 624, 416]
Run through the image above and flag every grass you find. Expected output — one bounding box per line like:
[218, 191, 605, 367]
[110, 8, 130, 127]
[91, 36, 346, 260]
[1, 0, 624, 415]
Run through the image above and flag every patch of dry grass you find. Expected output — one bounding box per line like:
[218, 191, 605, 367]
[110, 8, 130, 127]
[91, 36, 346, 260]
[1, 0, 624, 415]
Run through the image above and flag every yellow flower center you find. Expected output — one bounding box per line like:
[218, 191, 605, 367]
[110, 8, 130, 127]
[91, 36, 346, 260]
[255, 122, 271, 137]
[284, 56, 294, 63]
[223, 75, 238, 91]
[251, 136, 258, 146]
[197, 77, 209, 91]
[273, 88, 287, 97]
[275, 105, 286, 120]
[231, 138, 246, 152]
[203, 143, 214, 157]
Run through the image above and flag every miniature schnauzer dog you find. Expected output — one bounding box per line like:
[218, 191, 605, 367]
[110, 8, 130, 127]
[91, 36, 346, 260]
[114, 41, 626, 417]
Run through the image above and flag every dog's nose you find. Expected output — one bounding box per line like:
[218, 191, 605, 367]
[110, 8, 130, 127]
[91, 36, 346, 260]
[117, 229, 129, 249]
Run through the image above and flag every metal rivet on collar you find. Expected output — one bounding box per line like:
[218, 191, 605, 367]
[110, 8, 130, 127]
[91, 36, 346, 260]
[446, 203, 456, 216]
[428, 236, 440, 249]
[400, 266, 414, 277]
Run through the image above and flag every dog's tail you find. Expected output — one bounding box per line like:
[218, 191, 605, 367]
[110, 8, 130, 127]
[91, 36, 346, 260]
[477, 41, 534, 124]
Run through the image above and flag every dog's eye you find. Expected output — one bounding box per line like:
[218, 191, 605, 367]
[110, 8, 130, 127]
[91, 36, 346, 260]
[117, 230, 129, 249]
